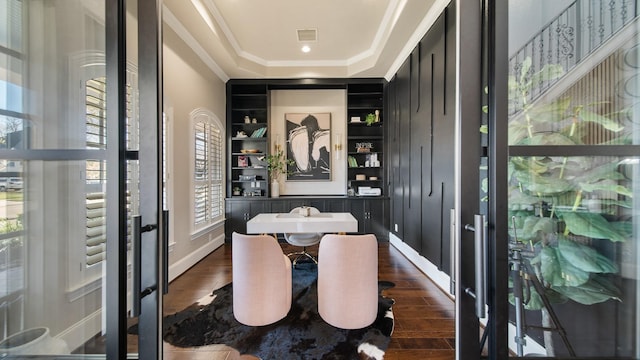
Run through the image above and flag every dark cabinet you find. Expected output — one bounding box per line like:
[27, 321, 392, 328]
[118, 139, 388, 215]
[347, 198, 388, 241]
[346, 83, 385, 197]
[225, 197, 388, 242]
[225, 200, 266, 239]
[227, 84, 269, 198]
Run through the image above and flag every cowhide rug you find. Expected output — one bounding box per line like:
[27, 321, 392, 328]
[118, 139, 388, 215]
[136, 262, 395, 360]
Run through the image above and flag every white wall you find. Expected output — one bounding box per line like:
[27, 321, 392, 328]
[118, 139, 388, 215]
[162, 25, 227, 264]
[270, 89, 347, 196]
[508, 0, 574, 54]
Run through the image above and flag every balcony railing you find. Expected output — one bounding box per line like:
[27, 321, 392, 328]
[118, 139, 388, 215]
[509, 0, 639, 114]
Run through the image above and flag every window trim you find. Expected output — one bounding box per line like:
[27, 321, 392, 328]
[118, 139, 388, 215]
[189, 108, 225, 236]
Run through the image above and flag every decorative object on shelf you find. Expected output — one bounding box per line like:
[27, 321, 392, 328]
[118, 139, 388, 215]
[244, 115, 251, 124]
[375, 109, 380, 122]
[365, 153, 380, 167]
[266, 149, 295, 198]
[239, 175, 257, 181]
[355, 174, 366, 181]
[348, 156, 358, 168]
[350, 116, 361, 123]
[365, 113, 376, 126]
[238, 155, 248, 167]
[236, 131, 248, 138]
[250, 127, 267, 137]
[232, 187, 242, 196]
[240, 149, 260, 154]
[252, 117, 257, 123]
[356, 142, 373, 153]
[285, 113, 332, 181]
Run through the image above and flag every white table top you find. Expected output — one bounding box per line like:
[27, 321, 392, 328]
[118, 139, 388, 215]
[246, 212, 358, 234]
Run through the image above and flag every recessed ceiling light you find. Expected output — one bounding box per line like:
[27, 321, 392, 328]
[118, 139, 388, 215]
[301, 45, 311, 53]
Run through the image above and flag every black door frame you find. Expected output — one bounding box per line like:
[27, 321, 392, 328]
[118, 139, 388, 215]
[455, 0, 509, 358]
[106, 0, 165, 358]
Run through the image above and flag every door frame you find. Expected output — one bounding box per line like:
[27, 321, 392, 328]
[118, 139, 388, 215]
[454, 0, 510, 358]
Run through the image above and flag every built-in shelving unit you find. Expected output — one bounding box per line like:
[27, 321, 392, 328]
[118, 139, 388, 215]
[346, 83, 384, 197]
[227, 84, 269, 197]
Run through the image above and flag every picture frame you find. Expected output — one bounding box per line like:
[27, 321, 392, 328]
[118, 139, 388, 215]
[285, 113, 331, 181]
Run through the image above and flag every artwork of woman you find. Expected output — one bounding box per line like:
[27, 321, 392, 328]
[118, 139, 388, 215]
[285, 113, 331, 181]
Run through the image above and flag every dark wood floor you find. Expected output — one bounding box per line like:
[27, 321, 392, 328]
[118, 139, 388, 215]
[129, 241, 456, 359]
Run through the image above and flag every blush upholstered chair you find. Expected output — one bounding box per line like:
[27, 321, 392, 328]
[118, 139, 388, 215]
[232, 232, 292, 326]
[317, 234, 379, 329]
[284, 206, 323, 266]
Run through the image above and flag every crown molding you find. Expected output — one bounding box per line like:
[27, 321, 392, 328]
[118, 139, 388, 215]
[163, 5, 230, 82]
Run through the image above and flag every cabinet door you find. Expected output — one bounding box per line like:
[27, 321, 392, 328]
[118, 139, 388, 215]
[347, 199, 367, 234]
[226, 201, 250, 238]
[367, 198, 387, 241]
[325, 199, 347, 212]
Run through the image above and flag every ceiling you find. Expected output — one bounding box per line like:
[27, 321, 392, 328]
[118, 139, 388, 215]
[162, 0, 449, 81]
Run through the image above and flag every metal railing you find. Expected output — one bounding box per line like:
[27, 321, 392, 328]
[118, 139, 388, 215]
[509, 0, 639, 113]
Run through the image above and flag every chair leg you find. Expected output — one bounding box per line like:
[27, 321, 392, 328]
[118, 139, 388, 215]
[286, 247, 317, 267]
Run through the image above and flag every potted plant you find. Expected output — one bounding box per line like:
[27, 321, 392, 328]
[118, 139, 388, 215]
[266, 149, 294, 198]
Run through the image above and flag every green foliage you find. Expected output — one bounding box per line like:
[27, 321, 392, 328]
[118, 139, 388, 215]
[266, 149, 295, 182]
[502, 57, 631, 308]
[365, 113, 376, 126]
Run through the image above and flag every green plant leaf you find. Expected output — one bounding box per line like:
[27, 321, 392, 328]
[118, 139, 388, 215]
[520, 57, 532, 82]
[524, 64, 565, 91]
[518, 133, 576, 146]
[525, 97, 571, 123]
[558, 211, 627, 242]
[553, 275, 621, 305]
[557, 237, 618, 274]
[579, 181, 633, 198]
[575, 162, 626, 183]
[510, 157, 549, 174]
[514, 170, 573, 195]
[480, 124, 488, 133]
[539, 246, 565, 286]
[579, 109, 624, 132]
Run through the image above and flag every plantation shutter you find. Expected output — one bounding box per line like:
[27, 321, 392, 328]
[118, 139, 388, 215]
[84, 77, 137, 267]
[193, 117, 223, 229]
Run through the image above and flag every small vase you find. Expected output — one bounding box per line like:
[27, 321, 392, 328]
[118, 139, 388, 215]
[271, 180, 280, 198]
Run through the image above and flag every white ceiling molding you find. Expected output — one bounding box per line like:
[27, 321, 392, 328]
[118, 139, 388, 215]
[384, 0, 451, 81]
[163, 5, 230, 82]
[197, 0, 408, 75]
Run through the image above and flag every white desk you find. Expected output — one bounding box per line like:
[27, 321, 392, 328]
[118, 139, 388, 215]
[246, 212, 358, 234]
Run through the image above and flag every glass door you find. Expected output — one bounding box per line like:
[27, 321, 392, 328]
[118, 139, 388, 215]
[485, 0, 640, 357]
[0, 0, 164, 358]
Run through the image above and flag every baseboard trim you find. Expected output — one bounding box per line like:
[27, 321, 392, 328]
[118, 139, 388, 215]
[169, 233, 225, 282]
[389, 233, 546, 356]
[389, 233, 453, 298]
[57, 309, 101, 353]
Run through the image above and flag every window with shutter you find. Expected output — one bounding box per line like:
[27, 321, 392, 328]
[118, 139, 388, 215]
[192, 111, 224, 232]
[84, 77, 137, 267]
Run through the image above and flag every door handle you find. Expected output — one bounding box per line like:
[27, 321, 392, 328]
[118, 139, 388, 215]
[464, 214, 487, 318]
[449, 208, 456, 295]
[131, 215, 142, 317]
[131, 215, 159, 317]
[162, 210, 169, 294]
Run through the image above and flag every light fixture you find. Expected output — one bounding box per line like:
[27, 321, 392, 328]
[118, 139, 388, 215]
[301, 45, 311, 53]
[334, 133, 342, 159]
[274, 134, 282, 152]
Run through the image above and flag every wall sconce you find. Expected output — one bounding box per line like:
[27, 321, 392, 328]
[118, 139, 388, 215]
[334, 133, 342, 160]
[274, 134, 282, 152]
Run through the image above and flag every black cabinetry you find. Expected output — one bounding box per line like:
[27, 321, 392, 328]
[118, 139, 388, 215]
[346, 83, 385, 197]
[225, 197, 388, 242]
[227, 84, 269, 197]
